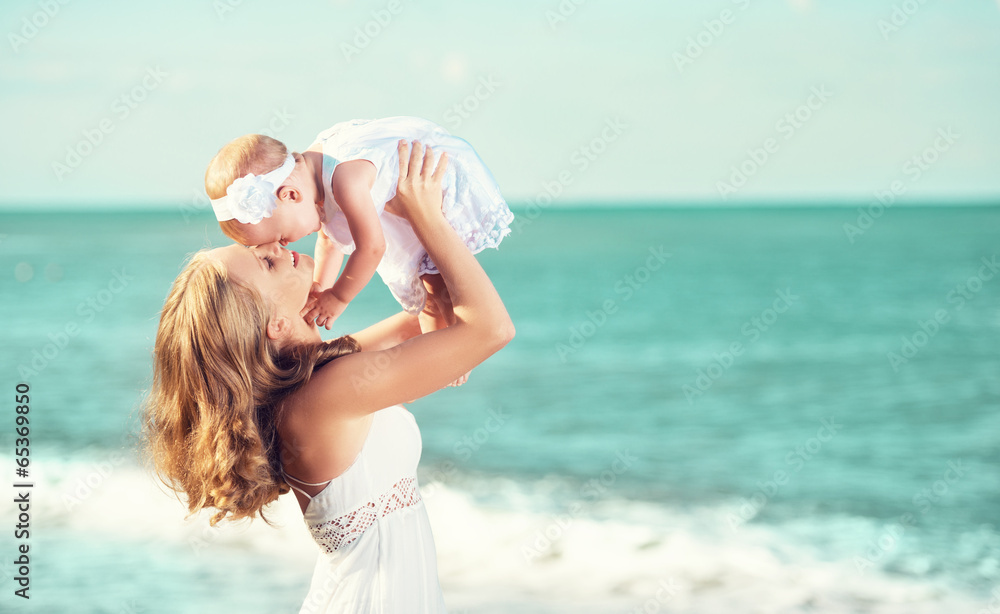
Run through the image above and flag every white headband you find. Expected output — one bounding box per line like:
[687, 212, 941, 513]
[210, 153, 296, 224]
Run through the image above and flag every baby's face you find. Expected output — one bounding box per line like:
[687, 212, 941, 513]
[235, 156, 323, 248]
[238, 202, 319, 247]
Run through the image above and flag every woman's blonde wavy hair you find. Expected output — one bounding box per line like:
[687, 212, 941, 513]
[142, 251, 359, 525]
[205, 134, 289, 245]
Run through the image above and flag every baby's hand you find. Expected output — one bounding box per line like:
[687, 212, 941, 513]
[301, 282, 323, 323]
[303, 287, 348, 330]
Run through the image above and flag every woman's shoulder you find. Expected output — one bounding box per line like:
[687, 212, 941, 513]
[278, 395, 374, 486]
[278, 363, 369, 450]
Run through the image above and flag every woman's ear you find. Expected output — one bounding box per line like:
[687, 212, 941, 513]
[266, 314, 290, 341]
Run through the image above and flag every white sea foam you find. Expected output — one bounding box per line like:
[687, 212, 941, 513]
[422, 479, 986, 614]
[2, 455, 988, 613]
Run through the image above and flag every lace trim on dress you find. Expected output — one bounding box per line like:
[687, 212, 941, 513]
[416, 219, 512, 278]
[308, 477, 421, 553]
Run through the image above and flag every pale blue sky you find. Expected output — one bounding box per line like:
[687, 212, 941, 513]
[1, 0, 998, 208]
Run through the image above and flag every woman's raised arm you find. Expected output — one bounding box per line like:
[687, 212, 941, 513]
[304, 140, 514, 415]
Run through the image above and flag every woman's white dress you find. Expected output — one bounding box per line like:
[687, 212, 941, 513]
[312, 116, 513, 314]
[283, 405, 447, 613]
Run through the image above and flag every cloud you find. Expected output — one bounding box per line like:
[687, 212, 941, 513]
[786, 0, 813, 12]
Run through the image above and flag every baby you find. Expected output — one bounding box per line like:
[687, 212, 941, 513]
[205, 118, 513, 354]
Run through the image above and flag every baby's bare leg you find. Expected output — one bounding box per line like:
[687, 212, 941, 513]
[420, 273, 469, 386]
[419, 273, 454, 331]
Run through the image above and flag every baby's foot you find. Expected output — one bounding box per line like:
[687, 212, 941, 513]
[447, 371, 470, 387]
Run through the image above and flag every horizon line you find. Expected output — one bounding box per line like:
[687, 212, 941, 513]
[0, 197, 998, 213]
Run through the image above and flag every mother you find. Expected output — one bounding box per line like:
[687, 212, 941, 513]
[143, 141, 514, 612]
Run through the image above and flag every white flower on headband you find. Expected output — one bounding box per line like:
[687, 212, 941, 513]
[210, 153, 296, 224]
[225, 174, 278, 224]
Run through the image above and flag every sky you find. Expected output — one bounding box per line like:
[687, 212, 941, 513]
[0, 0, 998, 208]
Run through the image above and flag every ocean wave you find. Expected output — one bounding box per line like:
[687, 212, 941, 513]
[3, 455, 993, 613]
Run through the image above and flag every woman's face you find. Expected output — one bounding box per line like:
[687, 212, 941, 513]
[211, 243, 317, 337]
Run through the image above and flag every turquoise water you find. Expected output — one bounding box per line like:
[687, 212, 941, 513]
[0, 205, 998, 613]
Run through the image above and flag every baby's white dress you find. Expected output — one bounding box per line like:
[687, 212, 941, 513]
[312, 116, 513, 314]
[282, 405, 447, 613]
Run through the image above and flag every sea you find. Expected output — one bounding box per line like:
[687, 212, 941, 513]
[0, 205, 997, 613]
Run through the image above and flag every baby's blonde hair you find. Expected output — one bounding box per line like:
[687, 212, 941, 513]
[205, 134, 289, 244]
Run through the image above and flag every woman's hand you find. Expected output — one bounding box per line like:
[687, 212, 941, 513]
[300, 138, 512, 416]
[385, 140, 448, 222]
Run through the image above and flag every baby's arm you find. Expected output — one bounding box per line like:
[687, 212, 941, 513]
[350, 311, 422, 352]
[313, 232, 345, 289]
[306, 160, 386, 329]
